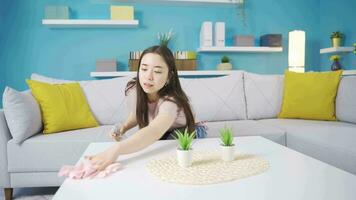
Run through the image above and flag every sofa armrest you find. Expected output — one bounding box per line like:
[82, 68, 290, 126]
[0, 109, 11, 187]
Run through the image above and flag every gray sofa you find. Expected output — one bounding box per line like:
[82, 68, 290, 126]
[1, 71, 356, 200]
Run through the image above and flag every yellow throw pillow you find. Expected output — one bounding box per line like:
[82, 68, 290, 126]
[278, 70, 343, 121]
[26, 80, 98, 134]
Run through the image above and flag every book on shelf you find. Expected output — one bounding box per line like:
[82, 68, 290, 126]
[128, 51, 197, 71]
[129, 51, 196, 60]
[128, 59, 196, 71]
[200, 21, 213, 47]
[214, 22, 225, 47]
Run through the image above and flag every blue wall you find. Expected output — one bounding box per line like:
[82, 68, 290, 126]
[319, 0, 356, 71]
[1, 0, 355, 108]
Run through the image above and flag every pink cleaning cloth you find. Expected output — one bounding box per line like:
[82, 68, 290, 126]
[58, 159, 121, 179]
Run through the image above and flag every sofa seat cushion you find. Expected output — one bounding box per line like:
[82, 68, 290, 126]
[7, 126, 114, 173]
[204, 120, 286, 146]
[258, 119, 356, 174]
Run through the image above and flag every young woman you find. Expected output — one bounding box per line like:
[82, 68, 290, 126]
[86, 45, 206, 171]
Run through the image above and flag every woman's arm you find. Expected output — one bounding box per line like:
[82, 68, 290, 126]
[120, 111, 137, 133]
[88, 112, 175, 170]
[115, 112, 175, 154]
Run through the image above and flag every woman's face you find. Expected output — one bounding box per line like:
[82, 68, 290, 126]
[139, 53, 169, 98]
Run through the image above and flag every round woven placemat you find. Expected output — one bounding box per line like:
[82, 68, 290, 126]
[146, 151, 269, 185]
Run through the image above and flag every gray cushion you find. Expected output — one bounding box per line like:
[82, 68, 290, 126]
[7, 126, 114, 172]
[258, 119, 356, 174]
[180, 71, 247, 121]
[244, 72, 284, 119]
[336, 76, 356, 124]
[2, 87, 42, 143]
[204, 120, 286, 145]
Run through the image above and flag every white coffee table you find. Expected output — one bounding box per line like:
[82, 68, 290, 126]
[53, 136, 356, 200]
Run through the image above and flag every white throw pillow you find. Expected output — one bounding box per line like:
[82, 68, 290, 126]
[244, 72, 284, 119]
[336, 76, 356, 124]
[31, 73, 134, 125]
[2, 87, 43, 143]
[180, 71, 247, 122]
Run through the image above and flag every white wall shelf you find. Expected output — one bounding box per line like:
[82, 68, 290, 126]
[106, 0, 243, 4]
[42, 19, 139, 28]
[197, 46, 283, 53]
[342, 70, 356, 75]
[91, 69, 356, 78]
[90, 70, 238, 77]
[320, 47, 354, 54]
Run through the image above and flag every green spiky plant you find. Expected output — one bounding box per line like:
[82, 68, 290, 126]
[220, 126, 234, 146]
[173, 128, 196, 151]
[330, 31, 344, 39]
[221, 55, 230, 63]
[157, 29, 173, 47]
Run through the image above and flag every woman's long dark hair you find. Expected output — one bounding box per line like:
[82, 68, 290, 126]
[125, 45, 195, 133]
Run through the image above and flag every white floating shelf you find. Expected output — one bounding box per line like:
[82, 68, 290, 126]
[197, 46, 283, 53]
[91, 70, 238, 77]
[42, 19, 139, 28]
[107, 0, 243, 4]
[91, 69, 356, 77]
[342, 70, 356, 75]
[320, 47, 354, 54]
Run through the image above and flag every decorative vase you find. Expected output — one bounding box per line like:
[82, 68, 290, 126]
[220, 145, 235, 162]
[177, 149, 192, 167]
[331, 60, 342, 71]
[332, 38, 342, 47]
[217, 62, 232, 70]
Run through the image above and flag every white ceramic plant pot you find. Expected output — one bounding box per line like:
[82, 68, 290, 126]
[221, 145, 235, 162]
[217, 62, 232, 70]
[176, 149, 193, 167]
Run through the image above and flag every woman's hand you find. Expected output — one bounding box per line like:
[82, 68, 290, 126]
[109, 125, 126, 141]
[85, 147, 119, 171]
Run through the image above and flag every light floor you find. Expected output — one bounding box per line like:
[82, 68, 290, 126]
[0, 187, 57, 200]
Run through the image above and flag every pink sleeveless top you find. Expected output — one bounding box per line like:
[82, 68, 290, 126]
[127, 89, 187, 130]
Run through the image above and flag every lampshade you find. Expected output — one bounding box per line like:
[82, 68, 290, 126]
[288, 30, 305, 72]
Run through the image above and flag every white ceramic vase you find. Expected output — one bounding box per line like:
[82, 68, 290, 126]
[176, 149, 193, 167]
[221, 145, 235, 162]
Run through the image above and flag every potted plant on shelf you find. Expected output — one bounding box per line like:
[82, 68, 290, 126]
[330, 31, 344, 47]
[217, 55, 232, 70]
[157, 29, 173, 47]
[330, 55, 342, 71]
[174, 128, 196, 167]
[220, 126, 235, 162]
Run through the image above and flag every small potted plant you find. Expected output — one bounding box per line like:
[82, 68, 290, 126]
[330, 31, 344, 47]
[219, 126, 235, 162]
[217, 55, 232, 70]
[330, 55, 342, 71]
[173, 128, 196, 167]
[157, 29, 173, 47]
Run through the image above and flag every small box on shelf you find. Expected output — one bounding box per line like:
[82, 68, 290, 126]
[128, 59, 196, 71]
[234, 35, 255, 47]
[260, 34, 282, 47]
[96, 59, 117, 72]
[45, 6, 70, 19]
[110, 6, 134, 20]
